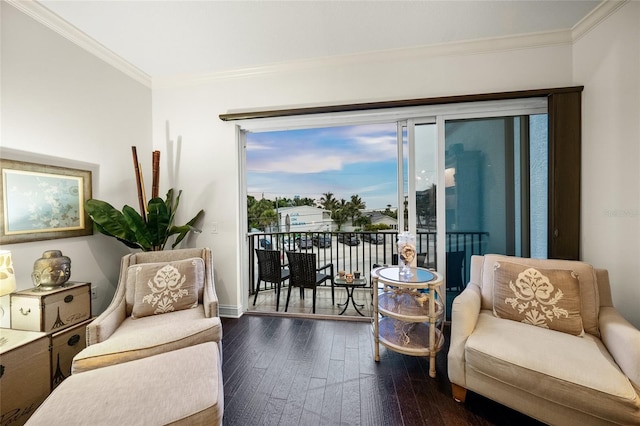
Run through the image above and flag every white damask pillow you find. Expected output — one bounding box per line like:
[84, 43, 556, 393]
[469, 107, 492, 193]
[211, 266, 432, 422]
[130, 258, 203, 319]
[493, 261, 584, 336]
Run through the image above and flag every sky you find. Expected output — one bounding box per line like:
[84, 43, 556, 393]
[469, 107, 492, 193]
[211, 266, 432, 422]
[246, 123, 399, 210]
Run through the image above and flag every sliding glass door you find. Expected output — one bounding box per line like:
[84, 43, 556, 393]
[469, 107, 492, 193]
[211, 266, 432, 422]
[403, 110, 549, 289]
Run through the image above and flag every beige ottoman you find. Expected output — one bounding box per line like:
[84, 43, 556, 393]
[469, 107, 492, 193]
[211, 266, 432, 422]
[26, 342, 223, 426]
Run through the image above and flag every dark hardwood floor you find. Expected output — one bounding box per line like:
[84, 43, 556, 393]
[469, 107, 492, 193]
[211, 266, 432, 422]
[220, 315, 544, 426]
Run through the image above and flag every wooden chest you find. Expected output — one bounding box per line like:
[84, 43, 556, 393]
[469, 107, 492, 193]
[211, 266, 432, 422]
[0, 328, 50, 426]
[10, 281, 91, 333]
[50, 318, 92, 390]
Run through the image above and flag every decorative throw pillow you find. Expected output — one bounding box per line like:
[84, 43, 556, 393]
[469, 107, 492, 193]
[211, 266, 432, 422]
[493, 261, 584, 336]
[130, 257, 203, 319]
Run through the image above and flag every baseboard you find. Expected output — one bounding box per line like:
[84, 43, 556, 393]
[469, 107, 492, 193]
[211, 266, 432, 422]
[219, 304, 243, 318]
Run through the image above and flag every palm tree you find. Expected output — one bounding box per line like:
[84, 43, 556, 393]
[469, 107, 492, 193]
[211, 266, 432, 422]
[248, 197, 277, 230]
[293, 196, 315, 206]
[319, 192, 338, 211]
[348, 194, 366, 224]
[332, 199, 349, 231]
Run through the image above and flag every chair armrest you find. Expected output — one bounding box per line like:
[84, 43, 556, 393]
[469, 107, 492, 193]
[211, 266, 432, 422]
[599, 306, 640, 389]
[86, 296, 126, 346]
[447, 283, 482, 387]
[203, 282, 219, 318]
[317, 263, 334, 276]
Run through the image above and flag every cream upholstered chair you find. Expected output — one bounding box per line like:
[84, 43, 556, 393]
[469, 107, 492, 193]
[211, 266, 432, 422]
[448, 254, 640, 425]
[72, 247, 222, 373]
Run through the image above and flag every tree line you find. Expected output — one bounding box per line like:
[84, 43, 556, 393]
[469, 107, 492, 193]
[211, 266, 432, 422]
[247, 192, 397, 231]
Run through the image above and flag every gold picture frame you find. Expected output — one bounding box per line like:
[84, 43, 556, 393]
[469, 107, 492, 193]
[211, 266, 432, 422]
[0, 159, 93, 244]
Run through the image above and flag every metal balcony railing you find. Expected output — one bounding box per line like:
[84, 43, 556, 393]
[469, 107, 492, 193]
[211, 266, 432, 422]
[248, 230, 489, 295]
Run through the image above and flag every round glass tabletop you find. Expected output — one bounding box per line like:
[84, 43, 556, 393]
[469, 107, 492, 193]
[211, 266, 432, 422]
[376, 267, 435, 283]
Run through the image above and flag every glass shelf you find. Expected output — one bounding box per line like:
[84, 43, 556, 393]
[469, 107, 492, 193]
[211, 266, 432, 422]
[378, 317, 444, 357]
[378, 291, 444, 322]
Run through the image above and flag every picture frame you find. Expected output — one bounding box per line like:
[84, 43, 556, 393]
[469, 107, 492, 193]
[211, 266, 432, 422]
[0, 159, 93, 244]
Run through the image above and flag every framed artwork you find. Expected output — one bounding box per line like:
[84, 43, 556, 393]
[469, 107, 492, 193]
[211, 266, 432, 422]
[0, 159, 93, 244]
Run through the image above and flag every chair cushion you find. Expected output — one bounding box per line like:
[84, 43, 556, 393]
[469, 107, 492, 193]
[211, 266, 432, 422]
[72, 306, 222, 373]
[30, 342, 223, 426]
[129, 258, 203, 319]
[466, 312, 640, 424]
[493, 261, 584, 336]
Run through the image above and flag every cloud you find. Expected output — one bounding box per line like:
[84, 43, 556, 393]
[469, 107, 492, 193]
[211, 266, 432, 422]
[251, 152, 344, 172]
[247, 123, 399, 207]
[247, 124, 397, 173]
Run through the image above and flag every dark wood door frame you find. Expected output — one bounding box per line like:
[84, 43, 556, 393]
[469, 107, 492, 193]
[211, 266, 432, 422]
[222, 86, 583, 260]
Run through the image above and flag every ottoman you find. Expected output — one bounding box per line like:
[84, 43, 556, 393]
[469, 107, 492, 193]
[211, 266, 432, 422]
[26, 342, 223, 425]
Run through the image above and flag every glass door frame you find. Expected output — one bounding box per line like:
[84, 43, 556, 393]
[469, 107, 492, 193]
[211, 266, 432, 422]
[397, 118, 446, 275]
[400, 102, 547, 277]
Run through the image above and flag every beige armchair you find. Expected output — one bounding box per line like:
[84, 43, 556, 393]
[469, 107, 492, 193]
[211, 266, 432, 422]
[448, 254, 640, 426]
[72, 247, 222, 373]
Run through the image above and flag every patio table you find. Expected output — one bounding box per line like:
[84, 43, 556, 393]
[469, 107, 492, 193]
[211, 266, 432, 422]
[334, 276, 368, 316]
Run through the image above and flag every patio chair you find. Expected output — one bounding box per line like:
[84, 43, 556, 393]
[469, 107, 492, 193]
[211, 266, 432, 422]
[254, 249, 289, 311]
[446, 251, 466, 291]
[284, 252, 334, 314]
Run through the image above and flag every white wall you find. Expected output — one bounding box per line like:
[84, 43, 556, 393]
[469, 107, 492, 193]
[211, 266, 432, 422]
[152, 42, 574, 317]
[4, 1, 638, 327]
[0, 2, 152, 326]
[575, 1, 640, 327]
[155, 5, 640, 326]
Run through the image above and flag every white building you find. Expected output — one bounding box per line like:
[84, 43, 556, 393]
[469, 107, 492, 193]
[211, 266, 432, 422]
[277, 206, 332, 232]
[366, 211, 398, 230]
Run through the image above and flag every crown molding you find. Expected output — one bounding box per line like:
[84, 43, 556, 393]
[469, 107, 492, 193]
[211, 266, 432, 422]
[8, 0, 151, 88]
[572, 0, 628, 42]
[9, 0, 625, 90]
[153, 29, 574, 89]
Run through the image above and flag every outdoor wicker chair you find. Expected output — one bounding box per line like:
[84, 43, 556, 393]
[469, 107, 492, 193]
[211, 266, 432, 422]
[284, 252, 334, 313]
[254, 249, 289, 311]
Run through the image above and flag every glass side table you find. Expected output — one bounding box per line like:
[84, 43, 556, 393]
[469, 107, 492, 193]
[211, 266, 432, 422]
[371, 266, 444, 378]
[334, 276, 368, 316]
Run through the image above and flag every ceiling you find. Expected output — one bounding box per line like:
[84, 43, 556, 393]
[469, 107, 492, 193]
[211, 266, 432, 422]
[37, 0, 602, 79]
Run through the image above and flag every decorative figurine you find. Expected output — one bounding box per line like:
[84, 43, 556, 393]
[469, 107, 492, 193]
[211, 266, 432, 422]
[32, 250, 71, 289]
[397, 232, 416, 279]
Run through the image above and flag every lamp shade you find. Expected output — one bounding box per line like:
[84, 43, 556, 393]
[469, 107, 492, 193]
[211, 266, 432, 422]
[0, 250, 17, 296]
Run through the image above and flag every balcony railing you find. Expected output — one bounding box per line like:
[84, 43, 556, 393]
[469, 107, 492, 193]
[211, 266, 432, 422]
[248, 230, 489, 295]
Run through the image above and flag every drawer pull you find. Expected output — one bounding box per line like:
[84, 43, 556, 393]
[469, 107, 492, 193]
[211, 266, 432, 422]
[19, 308, 31, 316]
[64, 295, 74, 303]
[67, 334, 81, 346]
[0, 364, 4, 379]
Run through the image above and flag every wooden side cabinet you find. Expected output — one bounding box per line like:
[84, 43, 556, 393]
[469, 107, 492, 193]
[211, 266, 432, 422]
[10, 282, 91, 333]
[50, 318, 92, 390]
[0, 329, 50, 426]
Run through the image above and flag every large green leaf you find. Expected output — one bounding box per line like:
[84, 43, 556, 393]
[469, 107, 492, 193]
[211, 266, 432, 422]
[92, 222, 140, 249]
[167, 189, 180, 235]
[170, 209, 204, 248]
[85, 199, 138, 246]
[121, 205, 153, 251]
[147, 197, 171, 250]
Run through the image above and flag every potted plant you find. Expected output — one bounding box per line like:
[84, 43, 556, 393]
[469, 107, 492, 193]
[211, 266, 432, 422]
[85, 188, 204, 251]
